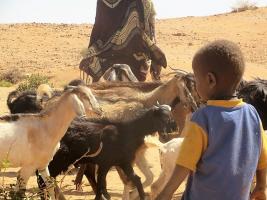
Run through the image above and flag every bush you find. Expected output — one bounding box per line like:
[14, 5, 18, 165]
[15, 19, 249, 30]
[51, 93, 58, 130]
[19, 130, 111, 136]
[0, 68, 24, 84]
[17, 74, 51, 92]
[231, 0, 258, 13]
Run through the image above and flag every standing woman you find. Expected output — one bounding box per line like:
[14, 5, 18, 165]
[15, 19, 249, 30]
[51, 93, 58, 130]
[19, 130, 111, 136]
[79, 0, 167, 82]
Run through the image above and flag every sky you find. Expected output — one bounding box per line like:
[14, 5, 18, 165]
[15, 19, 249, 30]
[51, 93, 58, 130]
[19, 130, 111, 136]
[0, 0, 267, 24]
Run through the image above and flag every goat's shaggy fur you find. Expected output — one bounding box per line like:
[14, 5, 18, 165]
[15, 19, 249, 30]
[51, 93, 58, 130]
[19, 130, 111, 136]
[0, 86, 102, 199]
[238, 78, 267, 129]
[7, 84, 54, 114]
[7, 90, 43, 114]
[48, 105, 172, 200]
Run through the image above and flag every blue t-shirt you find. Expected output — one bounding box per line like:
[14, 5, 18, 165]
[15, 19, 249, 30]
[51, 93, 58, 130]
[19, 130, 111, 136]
[176, 99, 267, 200]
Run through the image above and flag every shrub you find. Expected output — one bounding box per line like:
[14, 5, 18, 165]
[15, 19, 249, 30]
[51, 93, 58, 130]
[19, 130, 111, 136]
[231, 0, 258, 13]
[17, 74, 51, 92]
[0, 68, 24, 84]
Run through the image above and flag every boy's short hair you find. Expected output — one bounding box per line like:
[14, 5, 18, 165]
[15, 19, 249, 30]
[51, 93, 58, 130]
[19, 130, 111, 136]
[192, 40, 245, 89]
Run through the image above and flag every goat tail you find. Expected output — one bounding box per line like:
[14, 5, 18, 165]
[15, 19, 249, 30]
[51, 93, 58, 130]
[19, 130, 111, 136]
[36, 84, 53, 101]
[144, 135, 163, 148]
[7, 90, 19, 111]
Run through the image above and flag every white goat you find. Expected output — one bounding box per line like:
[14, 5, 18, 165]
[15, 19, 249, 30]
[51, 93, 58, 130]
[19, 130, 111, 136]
[150, 137, 184, 199]
[120, 135, 182, 200]
[122, 135, 184, 200]
[0, 86, 102, 199]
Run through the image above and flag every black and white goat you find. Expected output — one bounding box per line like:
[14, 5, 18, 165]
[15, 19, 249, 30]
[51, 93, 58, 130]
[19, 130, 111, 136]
[0, 86, 102, 199]
[7, 84, 52, 114]
[48, 104, 172, 200]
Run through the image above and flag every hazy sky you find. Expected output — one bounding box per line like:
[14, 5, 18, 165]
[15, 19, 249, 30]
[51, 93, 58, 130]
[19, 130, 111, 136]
[0, 0, 266, 24]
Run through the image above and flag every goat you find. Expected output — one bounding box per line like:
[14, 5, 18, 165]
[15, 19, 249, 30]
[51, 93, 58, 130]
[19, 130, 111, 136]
[6, 75, 195, 197]
[7, 90, 43, 114]
[48, 104, 173, 200]
[101, 64, 139, 82]
[0, 86, 102, 199]
[74, 75, 196, 194]
[237, 78, 267, 129]
[150, 138, 184, 199]
[6, 83, 53, 114]
[7, 80, 86, 115]
[74, 75, 197, 197]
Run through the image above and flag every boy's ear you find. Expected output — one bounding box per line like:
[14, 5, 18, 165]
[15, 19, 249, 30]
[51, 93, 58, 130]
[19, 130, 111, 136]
[207, 72, 217, 89]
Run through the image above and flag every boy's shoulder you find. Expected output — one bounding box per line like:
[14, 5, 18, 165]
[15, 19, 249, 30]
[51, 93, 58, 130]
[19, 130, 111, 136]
[192, 101, 258, 118]
[190, 102, 261, 132]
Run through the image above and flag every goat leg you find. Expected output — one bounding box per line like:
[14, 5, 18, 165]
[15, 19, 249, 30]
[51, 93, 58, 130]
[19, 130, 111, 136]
[120, 164, 145, 200]
[39, 167, 56, 200]
[135, 150, 154, 188]
[116, 166, 133, 200]
[83, 164, 97, 193]
[95, 166, 110, 200]
[74, 164, 86, 191]
[14, 167, 34, 198]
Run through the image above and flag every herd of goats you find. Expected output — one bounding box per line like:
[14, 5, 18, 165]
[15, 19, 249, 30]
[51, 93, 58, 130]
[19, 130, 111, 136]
[0, 64, 267, 200]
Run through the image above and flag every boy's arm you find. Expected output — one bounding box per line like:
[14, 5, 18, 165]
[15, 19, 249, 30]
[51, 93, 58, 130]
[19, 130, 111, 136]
[155, 165, 190, 200]
[155, 120, 207, 200]
[250, 168, 266, 200]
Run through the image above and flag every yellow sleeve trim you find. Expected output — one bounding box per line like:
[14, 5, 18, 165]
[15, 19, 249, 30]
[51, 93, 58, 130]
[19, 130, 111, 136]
[258, 124, 267, 170]
[176, 121, 208, 172]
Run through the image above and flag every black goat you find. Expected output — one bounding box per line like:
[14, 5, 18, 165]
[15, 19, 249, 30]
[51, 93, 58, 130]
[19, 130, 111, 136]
[48, 105, 172, 200]
[7, 90, 43, 114]
[7, 79, 86, 114]
[238, 78, 267, 129]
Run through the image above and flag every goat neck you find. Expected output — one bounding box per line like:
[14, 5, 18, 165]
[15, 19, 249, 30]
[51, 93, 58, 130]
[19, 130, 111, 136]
[142, 76, 186, 107]
[41, 92, 81, 148]
[121, 109, 161, 137]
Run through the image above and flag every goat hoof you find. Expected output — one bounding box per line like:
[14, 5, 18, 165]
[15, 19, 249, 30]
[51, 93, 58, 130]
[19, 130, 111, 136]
[139, 193, 150, 200]
[101, 192, 111, 200]
[75, 183, 83, 192]
[10, 189, 26, 199]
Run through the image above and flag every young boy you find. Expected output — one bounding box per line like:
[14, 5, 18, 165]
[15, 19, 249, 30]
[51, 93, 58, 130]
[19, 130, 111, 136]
[155, 40, 267, 200]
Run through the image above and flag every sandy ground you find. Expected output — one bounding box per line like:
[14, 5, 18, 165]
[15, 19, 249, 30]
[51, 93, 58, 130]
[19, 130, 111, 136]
[0, 7, 267, 199]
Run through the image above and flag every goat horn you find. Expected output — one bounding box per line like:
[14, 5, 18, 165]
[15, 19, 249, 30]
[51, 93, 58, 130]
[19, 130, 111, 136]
[65, 86, 77, 90]
[86, 142, 103, 157]
[121, 68, 138, 82]
[168, 66, 188, 74]
[160, 104, 172, 111]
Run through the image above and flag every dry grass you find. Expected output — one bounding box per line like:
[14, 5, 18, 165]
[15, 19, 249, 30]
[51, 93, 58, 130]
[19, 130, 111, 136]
[231, 0, 258, 13]
[0, 68, 24, 85]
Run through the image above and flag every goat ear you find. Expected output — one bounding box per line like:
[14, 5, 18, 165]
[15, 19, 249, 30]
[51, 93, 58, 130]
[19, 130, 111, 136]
[72, 94, 86, 117]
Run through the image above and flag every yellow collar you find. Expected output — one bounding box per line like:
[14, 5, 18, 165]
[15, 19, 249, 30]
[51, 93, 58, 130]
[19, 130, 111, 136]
[207, 99, 244, 108]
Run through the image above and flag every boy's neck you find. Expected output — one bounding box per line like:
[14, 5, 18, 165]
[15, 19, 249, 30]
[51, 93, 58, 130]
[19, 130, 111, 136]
[209, 91, 238, 101]
[210, 95, 238, 101]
